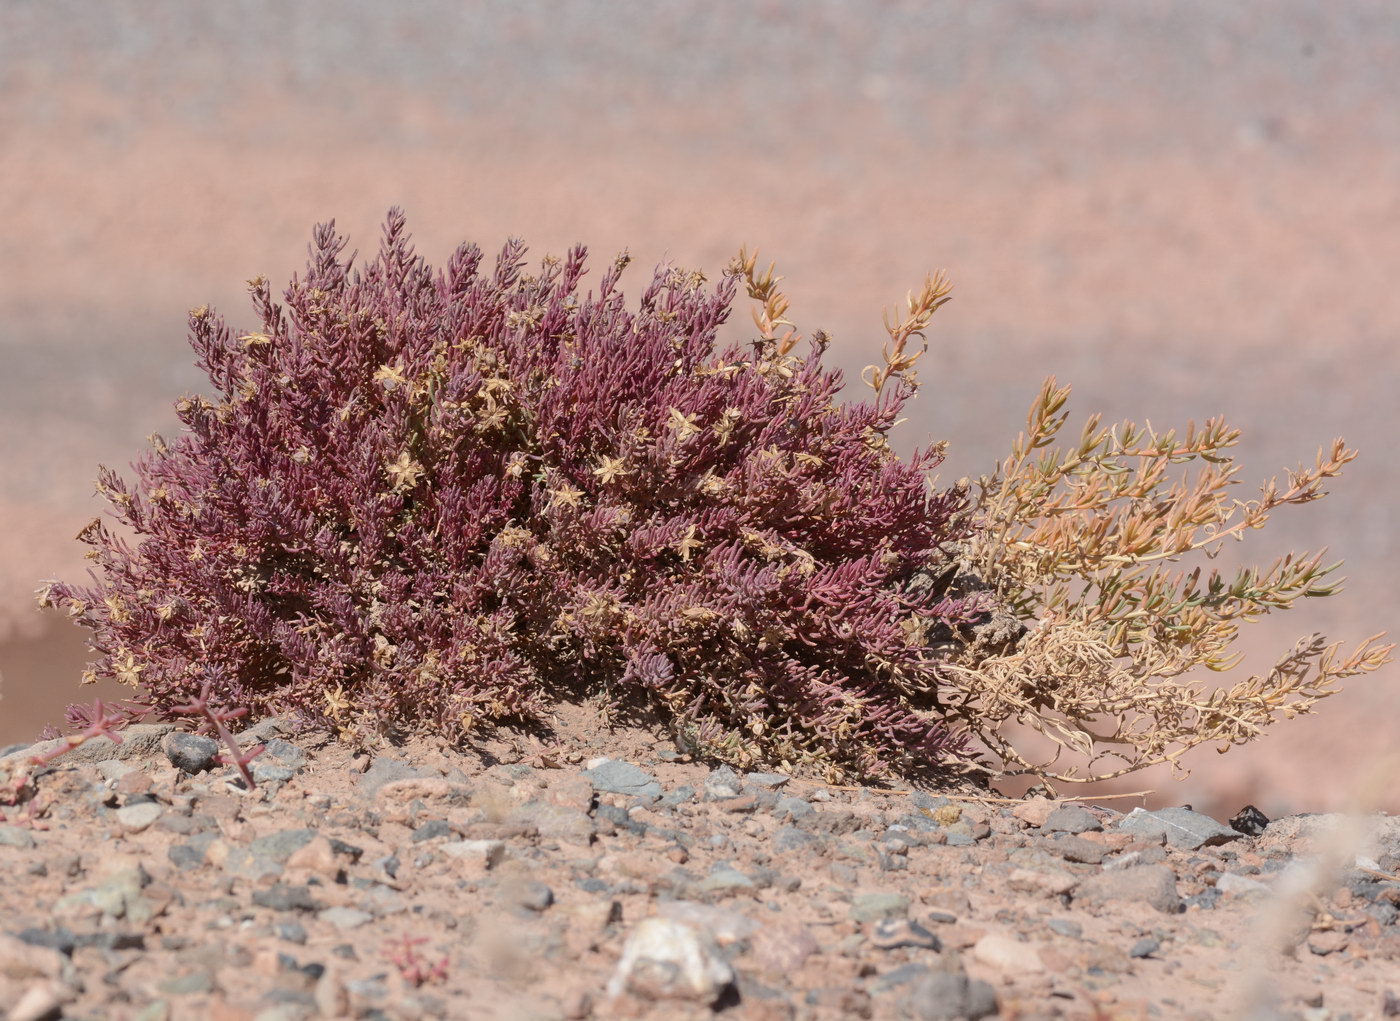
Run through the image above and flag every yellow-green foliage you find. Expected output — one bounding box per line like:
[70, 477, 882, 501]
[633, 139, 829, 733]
[941, 377, 1393, 786]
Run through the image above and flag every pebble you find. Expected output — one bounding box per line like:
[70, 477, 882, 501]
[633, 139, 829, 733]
[115, 801, 164, 833]
[900, 968, 1000, 1021]
[161, 731, 220, 773]
[0, 824, 37, 849]
[606, 917, 734, 1005]
[703, 765, 744, 800]
[1042, 805, 1103, 834]
[318, 907, 372, 931]
[973, 933, 1046, 973]
[745, 772, 791, 789]
[849, 892, 910, 922]
[1076, 864, 1182, 914]
[582, 760, 663, 800]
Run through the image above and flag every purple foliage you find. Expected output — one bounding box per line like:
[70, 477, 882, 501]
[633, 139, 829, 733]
[41, 211, 984, 778]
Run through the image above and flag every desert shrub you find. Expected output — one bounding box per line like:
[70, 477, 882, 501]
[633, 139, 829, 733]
[39, 212, 1391, 787]
[941, 378, 1393, 785]
[39, 212, 984, 781]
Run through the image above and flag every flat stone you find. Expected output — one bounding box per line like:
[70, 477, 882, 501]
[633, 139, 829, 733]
[773, 797, 813, 821]
[358, 757, 428, 797]
[744, 772, 790, 789]
[1042, 805, 1102, 834]
[250, 828, 318, 863]
[771, 827, 821, 855]
[116, 801, 164, 833]
[1075, 864, 1181, 914]
[0, 824, 37, 848]
[1116, 806, 1240, 850]
[1217, 872, 1271, 898]
[582, 759, 663, 800]
[318, 907, 373, 931]
[973, 933, 1046, 973]
[692, 864, 755, 897]
[252, 883, 322, 912]
[440, 839, 507, 876]
[849, 892, 910, 922]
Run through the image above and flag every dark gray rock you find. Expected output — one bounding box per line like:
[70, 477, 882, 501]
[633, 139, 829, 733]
[162, 731, 220, 773]
[508, 880, 555, 912]
[1075, 864, 1181, 914]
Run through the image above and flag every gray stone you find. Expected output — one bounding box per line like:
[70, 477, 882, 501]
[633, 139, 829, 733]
[168, 843, 206, 870]
[251, 762, 296, 784]
[1129, 936, 1160, 958]
[693, 864, 755, 897]
[900, 969, 999, 1020]
[1042, 805, 1102, 834]
[745, 772, 790, 789]
[0, 824, 37, 849]
[275, 922, 308, 944]
[1217, 872, 1271, 898]
[1116, 806, 1241, 850]
[703, 765, 744, 800]
[262, 738, 306, 766]
[411, 819, 453, 843]
[657, 784, 696, 808]
[582, 759, 663, 800]
[358, 756, 428, 797]
[507, 880, 555, 912]
[53, 723, 176, 764]
[159, 970, 214, 995]
[1075, 864, 1181, 914]
[771, 826, 821, 855]
[1043, 833, 1104, 864]
[252, 883, 322, 912]
[250, 828, 318, 862]
[115, 801, 164, 833]
[773, 796, 813, 821]
[162, 731, 219, 773]
[319, 907, 373, 931]
[850, 892, 910, 922]
[1047, 918, 1083, 939]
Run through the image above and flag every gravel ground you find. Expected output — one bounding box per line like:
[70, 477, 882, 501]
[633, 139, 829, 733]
[1, 700, 1399, 1020]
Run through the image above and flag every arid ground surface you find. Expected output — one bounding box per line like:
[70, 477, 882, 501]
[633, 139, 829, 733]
[2, 2, 1398, 820]
[3, 701, 1400, 1020]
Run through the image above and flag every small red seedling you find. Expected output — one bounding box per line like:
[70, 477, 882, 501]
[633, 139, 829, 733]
[384, 933, 449, 987]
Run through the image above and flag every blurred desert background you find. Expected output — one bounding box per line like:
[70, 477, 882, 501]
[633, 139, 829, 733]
[2, 1, 1396, 817]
